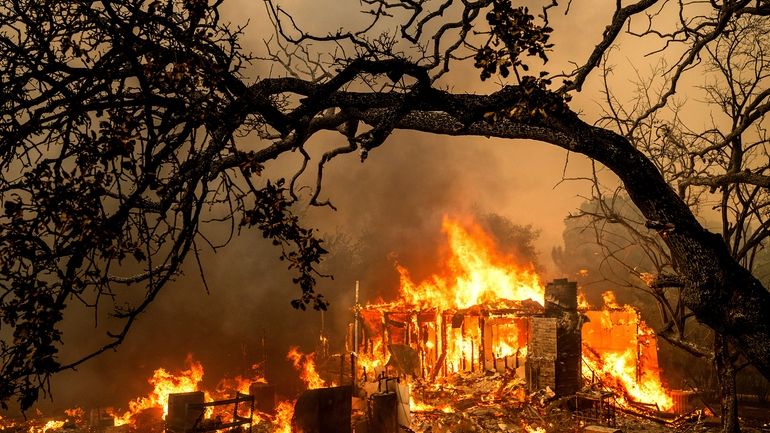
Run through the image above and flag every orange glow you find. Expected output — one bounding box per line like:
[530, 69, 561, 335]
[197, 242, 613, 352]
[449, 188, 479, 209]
[522, 421, 547, 433]
[104, 356, 278, 431]
[409, 396, 454, 413]
[28, 420, 65, 433]
[357, 339, 385, 377]
[287, 347, 335, 390]
[357, 215, 674, 412]
[272, 400, 295, 433]
[582, 299, 674, 411]
[63, 408, 84, 421]
[582, 347, 673, 410]
[213, 369, 267, 397]
[111, 355, 204, 427]
[398, 217, 544, 310]
[0, 415, 17, 430]
[577, 291, 590, 310]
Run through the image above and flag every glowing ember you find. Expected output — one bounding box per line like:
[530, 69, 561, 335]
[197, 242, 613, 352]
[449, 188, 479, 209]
[398, 217, 544, 309]
[522, 421, 547, 433]
[63, 407, 84, 421]
[0, 415, 17, 430]
[409, 396, 454, 413]
[28, 420, 65, 433]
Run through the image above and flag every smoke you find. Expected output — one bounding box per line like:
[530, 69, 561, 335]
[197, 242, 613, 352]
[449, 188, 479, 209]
[33, 0, 608, 415]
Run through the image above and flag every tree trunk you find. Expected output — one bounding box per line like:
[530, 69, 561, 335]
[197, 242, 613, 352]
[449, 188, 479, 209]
[715, 334, 740, 433]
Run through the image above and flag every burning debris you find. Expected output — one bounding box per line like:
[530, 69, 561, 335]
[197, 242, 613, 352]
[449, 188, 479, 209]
[2, 216, 749, 433]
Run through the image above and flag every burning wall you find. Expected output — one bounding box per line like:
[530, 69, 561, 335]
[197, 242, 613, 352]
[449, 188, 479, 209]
[354, 280, 581, 396]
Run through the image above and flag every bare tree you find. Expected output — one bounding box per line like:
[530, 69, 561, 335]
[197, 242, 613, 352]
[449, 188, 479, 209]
[2, 0, 770, 412]
[573, 15, 770, 432]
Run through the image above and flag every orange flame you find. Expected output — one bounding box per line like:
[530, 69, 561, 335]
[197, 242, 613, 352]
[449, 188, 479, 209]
[272, 400, 295, 433]
[357, 339, 385, 378]
[111, 355, 204, 426]
[522, 422, 547, 433]
[398, 217, 544, 310]
[28, 420, 65, 433]
[577, 291, 590, 310]
[287, 347, 333, 390]
[409, 396, 454, 413]
[582, 300, 674, 411]
[360, 215, 674, 411]
[63, 407, 84, 421]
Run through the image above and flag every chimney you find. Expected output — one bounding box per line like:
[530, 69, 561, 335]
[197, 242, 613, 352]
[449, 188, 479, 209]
[545, 279, 583, 396]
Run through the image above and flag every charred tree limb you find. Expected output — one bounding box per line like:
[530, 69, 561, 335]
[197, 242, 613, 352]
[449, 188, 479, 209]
[249, 82, 770, 380]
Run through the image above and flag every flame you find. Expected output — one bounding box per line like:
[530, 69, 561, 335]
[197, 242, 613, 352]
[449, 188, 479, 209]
[582, 299, 674, 411]
[398, 217, 544, 309]
[271, 347, 341, 433]
[0, 415, 17, 430]
[287, 347, 335, 390]
[28, 420, 65, 433]
[272, 400, 295, 433]
[213, 370, 267, 397]
[63, 407, 84, 421]
[602, 291, 621, 309]
[582, 348, 673, 410]
[522, 422, 547, 433]
[358, 339, 385, 378]
[356, 216, 675, 412]
[577, 291, 590, 310]
[409, 396, 454, 413]
[111, 355, 204, 426]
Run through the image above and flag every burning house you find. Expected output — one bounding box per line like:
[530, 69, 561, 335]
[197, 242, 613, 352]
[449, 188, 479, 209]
[350, 216, 674, 416]
[354, 279, 582, 396]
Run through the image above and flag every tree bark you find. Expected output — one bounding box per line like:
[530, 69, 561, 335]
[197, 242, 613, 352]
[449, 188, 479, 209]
[715, 334, 740, 433]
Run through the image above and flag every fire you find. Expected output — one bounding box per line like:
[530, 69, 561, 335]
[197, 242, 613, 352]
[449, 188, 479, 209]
[287, 347, 335, 389]
[272, 400, 295, 433]
[28, 420, 65, 433]
[111, 355, 204, 426]
[398, 217, 544, 310]
[582, 294, 673, 411]
[357, 339, 385, 378]
[577, 291, 590, 310]
[213, 368, 267, 397]
[63, 407, 84, 421]
[522, 421, 547, 433]
[582, 347, 673, 410]
[409, 396, 454, 413]
[0, 415, 17, 430]
[357, 215, 675, 412]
